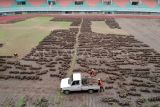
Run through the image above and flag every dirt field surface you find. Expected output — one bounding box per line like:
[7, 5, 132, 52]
[91, 21, 128, 35]
[116, 18, 160, 53]
[0, 15, 160, 107]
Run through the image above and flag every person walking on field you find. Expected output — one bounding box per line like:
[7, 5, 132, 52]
[98, 78, 105, 92]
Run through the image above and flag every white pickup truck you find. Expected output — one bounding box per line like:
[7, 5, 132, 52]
[60, 73, 100, 94]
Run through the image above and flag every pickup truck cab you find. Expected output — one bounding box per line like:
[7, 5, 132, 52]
[60, 73, 100, 94]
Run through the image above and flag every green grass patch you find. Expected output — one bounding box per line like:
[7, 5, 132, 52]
[0, 17, 71, 57]
[16, 97, 26, 107]
[142, 100, 160, 107]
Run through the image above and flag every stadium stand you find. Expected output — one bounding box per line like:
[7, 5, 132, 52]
[125, 0, 150, 9]
[86, 0, 101, 6]
[47, 0, 56, 5]
[16, 0, 26, 5]
[112, 0, 129, 7]
[141, 0, 157, 8]
[158, 0, 160, 4]
[130, 0, 139, 5]
[0, 0, 14, 7]
[75, 0, 84, 5]
[0, 0, 160, 14]
[28, 0, 46, 6]
[57, 0, 74, 6]
[103, 0, 111, 5]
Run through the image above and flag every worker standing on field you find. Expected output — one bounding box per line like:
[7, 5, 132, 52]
[89, 69, 96, 77]
[98, 78, 104, 92]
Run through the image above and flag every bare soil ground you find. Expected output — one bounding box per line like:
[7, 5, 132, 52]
[91, 21, 128, 35]
[0, 16, 160, 107]
[116, 18, 160, 53]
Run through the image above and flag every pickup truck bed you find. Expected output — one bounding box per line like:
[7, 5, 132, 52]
[82, 77, 98, 86]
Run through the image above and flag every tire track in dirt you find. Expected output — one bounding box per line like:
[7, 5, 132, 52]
[53, 18, 83, 107]
[67, 18, 83, 77]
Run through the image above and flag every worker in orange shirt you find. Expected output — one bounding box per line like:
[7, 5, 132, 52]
[98, 78, 105, 92]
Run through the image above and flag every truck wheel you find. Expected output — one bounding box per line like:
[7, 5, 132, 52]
[63, 90, 70, 95]
[88, 89, 94, 94]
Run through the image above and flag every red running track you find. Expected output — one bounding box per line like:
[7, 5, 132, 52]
[0, 14, 46, 24]
[1, 14, 160, 24]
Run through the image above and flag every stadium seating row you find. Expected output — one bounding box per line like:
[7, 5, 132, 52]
[0, 0, 160, 13]
[0, 0, 159, 7]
